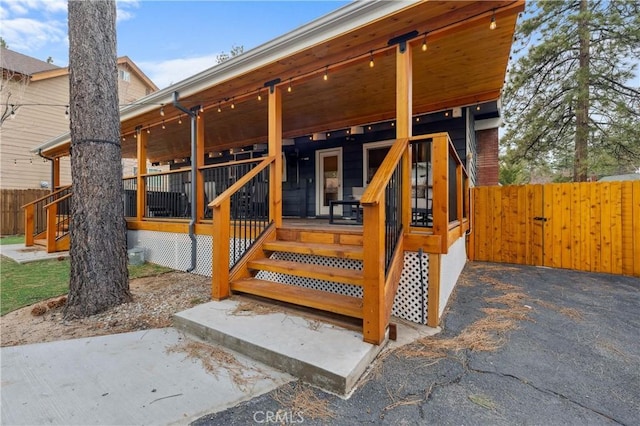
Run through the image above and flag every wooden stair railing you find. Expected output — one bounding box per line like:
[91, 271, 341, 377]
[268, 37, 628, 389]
[42, 192, 72, 253]
[360, 137, 408, 344]
[23, 185, 72, 249]
[210, 156, 275, 300]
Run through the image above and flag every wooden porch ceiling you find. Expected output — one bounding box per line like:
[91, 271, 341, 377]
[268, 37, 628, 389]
[44, 1, 524, 161]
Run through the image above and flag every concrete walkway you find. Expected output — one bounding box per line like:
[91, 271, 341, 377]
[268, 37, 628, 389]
[1, 328, 292, 425]
[0, 243, 68, 264]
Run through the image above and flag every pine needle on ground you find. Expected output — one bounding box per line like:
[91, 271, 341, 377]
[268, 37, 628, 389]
[272, 382, 335, 421]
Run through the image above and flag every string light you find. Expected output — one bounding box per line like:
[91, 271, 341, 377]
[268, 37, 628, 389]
[146, 127, 151, 134]
[178, 115, 183, 124]
[199, 105, 204, 113]
[490, 10, 497, 30]
[476, 104, 481, 111]
[65, 105, 70, 117]
[160, 105, 165, 116]
[422, 34, 428, 52]
[10, 105, 16, 119]
[162, 120, 166, 129]
[231, 97, 235, 109]
[369, 51, 374, 68]
[257, 89, 262, 101]
[287, 78, 292, 93]
[323, 66, 328, 81]
[217, 102, 222, 113]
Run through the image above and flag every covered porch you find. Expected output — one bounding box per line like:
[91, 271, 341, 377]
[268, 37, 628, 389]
[29, 0, 524, 344]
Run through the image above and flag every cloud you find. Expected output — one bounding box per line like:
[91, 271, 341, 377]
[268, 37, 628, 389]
[1, 18, 66, 52]
[138, 55, 220, 89]
[117, 0, 140, 23]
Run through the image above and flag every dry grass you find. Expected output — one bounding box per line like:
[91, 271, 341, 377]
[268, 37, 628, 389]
[231, 300, 281, 316]
[272, 382, 335, 421]
[399, 274, 533, 360]
[167, 341, 267, 390]
[30, 304, 47, 316]
[533, 299, 583, 321]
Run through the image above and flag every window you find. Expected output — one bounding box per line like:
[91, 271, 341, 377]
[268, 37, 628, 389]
[118, 69, 131, 82]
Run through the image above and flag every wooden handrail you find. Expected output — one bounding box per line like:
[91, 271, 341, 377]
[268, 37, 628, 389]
[139, 167, 192, 178]
[198, 157, 263, 171]
[210, 156, 274, 208]
[21, 185, 72, 208]
[361, 138, 408, 206]
[44, 192, 72, 209]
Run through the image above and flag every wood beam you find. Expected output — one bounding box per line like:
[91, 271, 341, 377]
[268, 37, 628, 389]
[53, 157, 61, 189]
[196, 113, 206, 221]
[268, 86, 283, 227]
[396, 42, 413, 231]
[136, 128, 147, 221]
[427, 253, 441, 327]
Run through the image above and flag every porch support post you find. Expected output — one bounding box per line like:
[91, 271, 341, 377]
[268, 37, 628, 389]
[136, 126, 147, 221]
[396, 42, 412, 230]
[196, 111, 205, 220]
[268, 85, 283, 227]
[52, 157, 61, 190]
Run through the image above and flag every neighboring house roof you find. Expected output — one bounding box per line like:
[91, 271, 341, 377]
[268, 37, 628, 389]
[1, 47, 60, 75]
[30, 56, 159, 92]
[598, 174, 640, 182]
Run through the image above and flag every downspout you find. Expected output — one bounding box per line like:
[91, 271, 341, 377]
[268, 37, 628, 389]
[37, 149, 55, 192]
[172, 91, 197, 273]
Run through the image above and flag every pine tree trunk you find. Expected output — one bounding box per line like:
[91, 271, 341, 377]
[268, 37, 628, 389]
[65, 0, 131, 319]
[574, 0, 590, 182]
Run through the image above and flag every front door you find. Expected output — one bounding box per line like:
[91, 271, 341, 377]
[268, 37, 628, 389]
[316, 148, 342, 216]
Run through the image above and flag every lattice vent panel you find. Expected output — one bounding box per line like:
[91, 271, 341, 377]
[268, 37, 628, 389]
[127, 230, 213, 276]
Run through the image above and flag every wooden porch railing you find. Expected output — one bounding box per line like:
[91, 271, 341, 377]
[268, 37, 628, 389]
[210, 156, 274, 300]
[23, 185, 72, 250]
[22, 185, 71, 247]
[360, 137, 408, 344]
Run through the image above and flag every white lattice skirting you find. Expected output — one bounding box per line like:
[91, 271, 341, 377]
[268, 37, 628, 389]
[127, 230, 430, 324]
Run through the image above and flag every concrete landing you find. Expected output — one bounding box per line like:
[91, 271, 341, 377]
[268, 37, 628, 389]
[0, 328, 292, 425]
[0, 243, 68, 264]
[174, 299, 386, 396]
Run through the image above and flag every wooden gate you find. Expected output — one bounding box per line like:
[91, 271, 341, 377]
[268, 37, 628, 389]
[470, 181, 640, 277]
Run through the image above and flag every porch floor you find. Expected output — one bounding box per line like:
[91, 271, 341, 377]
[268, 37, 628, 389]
[173, 298, 385, 396]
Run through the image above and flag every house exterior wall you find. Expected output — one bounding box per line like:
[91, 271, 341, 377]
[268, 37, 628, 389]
[475, 127, 499, 186]
[0, 63, 154, 190]
[0, 74, 72, 189]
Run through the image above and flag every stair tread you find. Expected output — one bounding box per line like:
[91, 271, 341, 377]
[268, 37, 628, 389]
[231, 278, 363, 319]
[248, 258, 363, 286]
[263, 240, 363, 260]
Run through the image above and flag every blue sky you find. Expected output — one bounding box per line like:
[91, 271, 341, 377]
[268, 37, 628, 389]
[0, 0, 349, 88]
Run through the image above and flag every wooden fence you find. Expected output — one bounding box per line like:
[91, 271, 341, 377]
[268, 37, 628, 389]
[1, 189, 49, 236]
[469, 181, 640, 277]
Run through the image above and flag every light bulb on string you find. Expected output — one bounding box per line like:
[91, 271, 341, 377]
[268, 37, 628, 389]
[369, 51, 374, 68]
[490, 10, 497, 30]
[217, 102, 222, 113]
[160, 106, 165, 116]
[231, 97, 235, 109]
[323, 66, 328, 81]
[288, 78, 292, 93]
[422, 34, 428, 52]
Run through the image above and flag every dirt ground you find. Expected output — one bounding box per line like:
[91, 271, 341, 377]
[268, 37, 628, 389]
[0, 271, 210, 347]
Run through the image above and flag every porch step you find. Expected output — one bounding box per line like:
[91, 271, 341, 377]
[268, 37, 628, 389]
[247, 258, 363, 286]
[263, 240, 364, 260]
[231, 278, 363, 319]
[33, 239, 46, 247]
[173, 299, 383, 396]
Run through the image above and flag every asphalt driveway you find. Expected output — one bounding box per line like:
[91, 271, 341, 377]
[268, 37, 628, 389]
[194, 262, 640, 425]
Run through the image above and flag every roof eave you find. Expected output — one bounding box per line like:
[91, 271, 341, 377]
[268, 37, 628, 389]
[34, 0, 418, 155]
